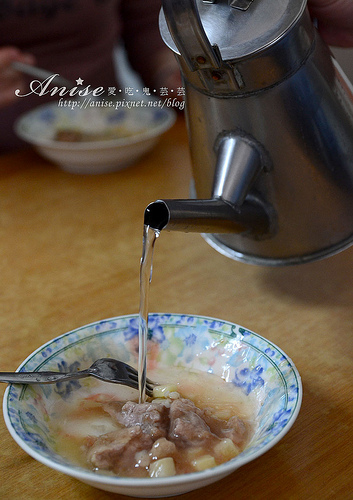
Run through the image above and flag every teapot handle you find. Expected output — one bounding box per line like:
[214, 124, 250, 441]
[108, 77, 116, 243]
[161, 0, 221, 71]
[161, 0, 241, 90]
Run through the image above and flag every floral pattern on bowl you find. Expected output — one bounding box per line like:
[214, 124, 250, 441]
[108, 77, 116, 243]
[3, 313, 302, 498]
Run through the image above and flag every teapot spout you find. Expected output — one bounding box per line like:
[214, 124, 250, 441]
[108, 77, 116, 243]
[144, 197, 272, 236]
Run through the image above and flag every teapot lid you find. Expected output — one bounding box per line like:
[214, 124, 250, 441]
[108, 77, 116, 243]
[160, 0, 307, 61]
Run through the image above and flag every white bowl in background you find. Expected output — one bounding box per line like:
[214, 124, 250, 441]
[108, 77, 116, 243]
[15, 102, 176, 174]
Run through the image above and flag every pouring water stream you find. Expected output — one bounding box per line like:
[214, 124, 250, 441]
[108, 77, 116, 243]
[138, 224, 160, 403]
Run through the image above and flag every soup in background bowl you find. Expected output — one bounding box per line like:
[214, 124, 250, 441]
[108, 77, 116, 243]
[14, 103, 176, 174]
[3, 313, 302, 498]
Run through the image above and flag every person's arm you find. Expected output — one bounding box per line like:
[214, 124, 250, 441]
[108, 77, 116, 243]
[0, 46, 35, 108]
[308, 0, 353, 47]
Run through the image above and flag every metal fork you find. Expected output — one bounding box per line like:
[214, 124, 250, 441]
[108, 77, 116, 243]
[0, 358, 156, 397]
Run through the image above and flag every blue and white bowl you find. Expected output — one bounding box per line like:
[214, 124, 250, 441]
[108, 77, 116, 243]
[3, 313, 302, 497]
[15, 102, 176, 174]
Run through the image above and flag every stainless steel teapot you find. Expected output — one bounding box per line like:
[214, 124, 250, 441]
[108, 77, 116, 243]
[145, 0, 353, 265]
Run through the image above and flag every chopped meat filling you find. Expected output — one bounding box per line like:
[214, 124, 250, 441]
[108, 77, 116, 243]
[84, 397, 250, 476]
[168, 398, 214, 446]
[115, 400, 169, 439]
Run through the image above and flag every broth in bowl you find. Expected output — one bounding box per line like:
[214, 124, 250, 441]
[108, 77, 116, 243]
[3, 314, 302, 497]
[53, 366, 258, 478]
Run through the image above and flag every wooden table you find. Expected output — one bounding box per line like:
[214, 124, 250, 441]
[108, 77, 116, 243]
[0, 115, 352, 500]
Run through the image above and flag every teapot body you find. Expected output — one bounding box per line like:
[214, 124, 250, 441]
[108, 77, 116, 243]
[160, 0, 353, 265]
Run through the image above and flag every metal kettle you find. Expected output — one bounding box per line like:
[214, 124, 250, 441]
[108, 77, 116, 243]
[145, 0, 353, 265]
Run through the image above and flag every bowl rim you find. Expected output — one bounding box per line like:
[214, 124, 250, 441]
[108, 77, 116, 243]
[14, 102, 177, 150]
[2, 312, 303, 488]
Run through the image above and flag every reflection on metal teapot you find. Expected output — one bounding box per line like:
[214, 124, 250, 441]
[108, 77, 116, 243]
[146, 0, 353, 266]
